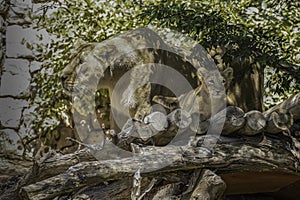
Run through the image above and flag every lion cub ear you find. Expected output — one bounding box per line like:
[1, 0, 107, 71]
[221, 67, 234, 89]
[222, 67, 233, 82]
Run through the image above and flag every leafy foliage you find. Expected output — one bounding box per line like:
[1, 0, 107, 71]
[140, 0, 300, 106]
[28, 0, 299, 145]
[29, 0, 146, 138]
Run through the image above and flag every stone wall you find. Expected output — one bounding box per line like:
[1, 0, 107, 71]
[0, 0, 51, 156]
[0, 0, 8, 80]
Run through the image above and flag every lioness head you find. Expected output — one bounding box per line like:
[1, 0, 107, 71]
[61, 43, 95, 96]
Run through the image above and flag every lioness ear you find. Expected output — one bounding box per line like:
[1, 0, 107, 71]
[74, 39, 86, 49]
[222, 67, 233, 82]
[197, 67, 210, 79]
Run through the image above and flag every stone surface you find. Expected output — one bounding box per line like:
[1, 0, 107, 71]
[7, 0, 32, 25]
[20, 105, 37, 136]
[7, 8, 31, 25]
[0, 0, 55, 157]
[11, 0, 32, 8]
[0, 98, 28, 128]
[0, 58, 31, 96]
[0, 128, 23, 155]
[6, 25, 50, 58]
[30, 60, 42, 73]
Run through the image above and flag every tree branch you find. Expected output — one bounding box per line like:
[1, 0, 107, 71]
[20, 134, 299, 200]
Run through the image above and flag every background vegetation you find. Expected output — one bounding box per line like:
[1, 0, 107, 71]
[27, 0, 299, 153]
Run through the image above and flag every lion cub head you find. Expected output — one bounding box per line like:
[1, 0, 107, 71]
[196, 66, 233, 96]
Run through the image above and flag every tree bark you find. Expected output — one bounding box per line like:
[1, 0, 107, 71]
[190, 169, 226, 200]
[264, 92, 300, 121]
[8, 94, 300, 200]
[264, 108, 293, 134]
[19, 134, 299, 200]
[213, 106, 245, 135]
[240, 110, 266, 135]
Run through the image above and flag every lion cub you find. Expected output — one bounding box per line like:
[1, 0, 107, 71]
[153, 67, 233, 121]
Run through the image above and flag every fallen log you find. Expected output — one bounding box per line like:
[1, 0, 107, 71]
[264, 108, 293, 134]
[0, 154, 32, 200]
[143, 169, 226, 199]
[143, 111, 168, 131]
[117, 109, 193, 148]
[117, 106, 246, 148]
[190, 169, 226, 199]
[20, 134, 299, 200]
[19, 105, 297, 199]
[117, 118, 156, 149]
[21, 148, 96, 185]
[241, 110, 266, 135]
[148, 182, 182, 199]
[265, 92, 300, 121]
[210, 106, 245, 136]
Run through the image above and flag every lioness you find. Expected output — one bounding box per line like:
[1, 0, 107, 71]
[61, 28, 232, 133]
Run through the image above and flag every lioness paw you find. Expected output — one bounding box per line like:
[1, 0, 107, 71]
[121, 87, 137, 108]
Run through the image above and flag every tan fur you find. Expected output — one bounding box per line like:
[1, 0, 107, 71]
[153, 67, 233, 120]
